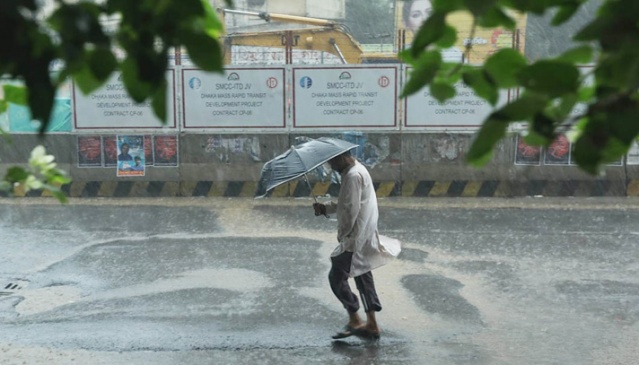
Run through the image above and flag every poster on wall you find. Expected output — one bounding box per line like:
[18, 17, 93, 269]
[292, 66, 398, 129]
[182, 68, 286, 129]
[544, 135, 571, 165]
[77, 136, 102, 167]
[153, 135, 179, 167]
[103, 135, 118, 167]
[514, 135, 541, 166]
[394, 0, 527, 63]
[144, 135, 154, 166]
[116, 135, 145, 176]
[73, 71, 176, 130]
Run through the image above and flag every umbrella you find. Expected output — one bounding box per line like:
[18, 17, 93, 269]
[255, 137, 358, 198]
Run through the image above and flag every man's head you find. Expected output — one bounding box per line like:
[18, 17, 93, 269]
[328, 151, 355, 173]
[134, 156, 141, 165]
[121, 143, 129, 154]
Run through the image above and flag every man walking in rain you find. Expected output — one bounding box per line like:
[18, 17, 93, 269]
[313, 151, 401, 340]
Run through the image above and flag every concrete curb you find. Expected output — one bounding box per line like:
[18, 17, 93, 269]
[3, 179, 638, 198]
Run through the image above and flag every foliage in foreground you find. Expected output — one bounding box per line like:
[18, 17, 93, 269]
[1, 0, 228, 202]
[1, 0, 637, 203]
[401, 0, 639, 174]
[0, 144, 70, 202]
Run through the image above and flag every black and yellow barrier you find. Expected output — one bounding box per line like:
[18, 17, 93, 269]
[2, 179, 636, 198]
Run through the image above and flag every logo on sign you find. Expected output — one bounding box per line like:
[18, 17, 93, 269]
[300, 76, 313, 89]
[189, 77, 202, 90]
[378, 76, 390, 88]
[227, 72, 240, 80]
[339, 72, 352, 80]
[266, 77, 278, 88]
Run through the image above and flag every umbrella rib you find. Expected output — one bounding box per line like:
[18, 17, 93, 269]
[257, 140, 358, 197]
[269, 147, 357, 190]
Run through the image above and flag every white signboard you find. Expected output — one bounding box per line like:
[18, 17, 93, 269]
[182, 68, 286, 129]
[627, 141, 639, 165]
[292, 66, 398, 129]
[404, 67, 510, 130]
[73, 71, 176, 130]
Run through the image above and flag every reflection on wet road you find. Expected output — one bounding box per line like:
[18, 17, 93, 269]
[0, 198, 637, 364]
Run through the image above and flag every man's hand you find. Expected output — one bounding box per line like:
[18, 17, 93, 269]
[313, 203, 327, 217]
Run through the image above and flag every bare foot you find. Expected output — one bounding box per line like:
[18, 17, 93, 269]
[354, 326, 381, 339]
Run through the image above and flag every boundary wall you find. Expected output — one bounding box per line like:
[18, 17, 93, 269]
[2, 64, 639, 198]
[2, 133, 639, 199]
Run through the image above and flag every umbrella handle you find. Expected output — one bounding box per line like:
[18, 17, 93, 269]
[306, 174, 329, 218]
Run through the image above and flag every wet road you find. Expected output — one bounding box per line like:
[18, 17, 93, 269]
[0, 197, 637, 364]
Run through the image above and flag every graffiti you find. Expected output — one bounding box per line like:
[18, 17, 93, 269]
[205, 136, 261, 163]
[231, 46, 342, 65]
[431, 135, 464, 161]
[341, 132, 390, 168]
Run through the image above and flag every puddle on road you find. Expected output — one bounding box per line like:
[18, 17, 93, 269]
[15, 285, 83, 316]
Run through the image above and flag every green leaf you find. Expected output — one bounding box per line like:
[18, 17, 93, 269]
[479, 7, 516, 29]
[50, 189, 69, 204]
[430, 82, 456, 102]
[120, 58, 152, 102]
[531, 112, 556, 141]
[517, 61, 580, 98]
[157, 0, 204, 20]
[47, 174, 72, 185]
[505, 0, 550, 14]
[552, 93, 579, 121]
[573, 18, 605, 42]
[572, 133, 605, 175]
[494, 93, 548, 121]
[606, 98, 639, 144]
[432, 0, 464, 12]
[411, 12, 447, 57]
[201, 0, 224, 37]
[462, 69, 498, 105]
[3, 85, 27, 105]
[467, 117, 508, 167]
[463, 0, 497, 17]
[524, 130, 551, 146]
[435, 25, 457, 49]
[398, 49, 415, 65]
[552, 3, 581, 26]
[5, 167, 30, 183]
[577, 84, 595, 102]
[74, 65, 103, 95]
[88, 48, 117, 83]
[0, 100, 7, 114]
[484, 49, 527, 88]
[151, 78, 168, 123]
[182, 32, 223, 72]
[556, 45, 593, 64]
[400, 51, 442, 98]
[25, 77, 56, 133]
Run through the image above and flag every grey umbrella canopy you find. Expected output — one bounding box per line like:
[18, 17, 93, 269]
[255, 137, 358, 198]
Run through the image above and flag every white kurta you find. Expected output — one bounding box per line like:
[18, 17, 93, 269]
[325, 161, 401, 277]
